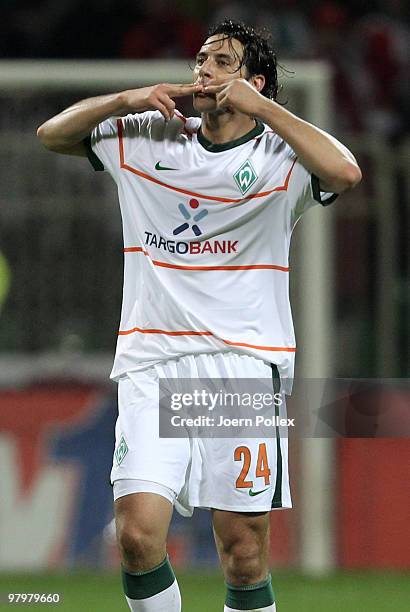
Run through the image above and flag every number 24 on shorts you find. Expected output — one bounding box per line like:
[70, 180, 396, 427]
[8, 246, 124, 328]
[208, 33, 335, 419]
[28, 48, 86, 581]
[234, 443, 271, 488]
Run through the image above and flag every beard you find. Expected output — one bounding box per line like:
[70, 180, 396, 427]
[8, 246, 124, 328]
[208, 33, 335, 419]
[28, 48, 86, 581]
[193, 92, 216, 112]
[193, 93, 233, 116]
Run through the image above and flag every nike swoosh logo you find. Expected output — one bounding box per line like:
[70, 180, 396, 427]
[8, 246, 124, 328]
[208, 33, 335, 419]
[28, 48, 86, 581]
[155, 161, 179, 171]
[249, 487, 269, 497]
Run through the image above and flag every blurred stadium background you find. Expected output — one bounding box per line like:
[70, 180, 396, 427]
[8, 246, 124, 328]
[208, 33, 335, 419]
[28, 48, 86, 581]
[0, 1, 409, 610]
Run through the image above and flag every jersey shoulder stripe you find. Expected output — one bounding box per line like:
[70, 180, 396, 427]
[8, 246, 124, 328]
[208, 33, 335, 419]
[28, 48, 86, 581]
[116, 118, 297, 203]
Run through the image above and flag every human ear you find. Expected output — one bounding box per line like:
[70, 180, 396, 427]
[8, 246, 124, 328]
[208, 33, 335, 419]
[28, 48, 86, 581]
[250, 74, 265, 93]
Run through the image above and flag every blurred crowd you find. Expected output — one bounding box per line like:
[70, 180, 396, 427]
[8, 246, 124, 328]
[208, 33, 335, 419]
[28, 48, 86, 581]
[1, 0, 409, 138]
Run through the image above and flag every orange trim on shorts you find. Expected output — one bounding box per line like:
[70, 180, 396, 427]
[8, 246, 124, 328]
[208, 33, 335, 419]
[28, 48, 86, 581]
[117, 325, 296, 353]
[116, 119, 297, 203]
[123, 246, 290, 272]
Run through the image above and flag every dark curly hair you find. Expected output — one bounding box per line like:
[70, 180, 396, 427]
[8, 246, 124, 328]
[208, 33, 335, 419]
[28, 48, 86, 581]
[207, 19, 279, 101]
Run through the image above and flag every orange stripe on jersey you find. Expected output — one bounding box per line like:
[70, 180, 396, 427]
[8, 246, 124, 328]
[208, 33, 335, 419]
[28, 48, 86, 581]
[152, 261, 289, 272]
[174, 111, 187, 124]
[116, 119, 297, 203]
[117, 325, 296, 352]
[123, 247, 290, 272]
[118, 326, 213, 337]
[174, 111, 195, 137]
[222, 338, 296, 352]
[123, 247, 147, 253]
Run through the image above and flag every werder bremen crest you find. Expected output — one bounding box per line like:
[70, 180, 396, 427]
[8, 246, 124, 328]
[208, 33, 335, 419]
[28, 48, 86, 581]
[233, 159, 258, 195]
[115, 435, 129, 465]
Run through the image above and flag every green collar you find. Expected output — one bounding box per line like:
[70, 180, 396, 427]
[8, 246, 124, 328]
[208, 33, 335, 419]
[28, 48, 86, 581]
[197, 120, 264, 152]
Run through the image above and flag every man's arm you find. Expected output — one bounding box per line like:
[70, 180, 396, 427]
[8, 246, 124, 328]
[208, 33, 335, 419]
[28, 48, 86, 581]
[37, 83, 201, 156]
[204, 79, 362, 194]
[255, 102, 362, 194]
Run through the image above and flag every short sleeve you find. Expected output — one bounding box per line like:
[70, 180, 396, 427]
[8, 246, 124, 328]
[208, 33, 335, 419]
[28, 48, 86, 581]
[287, 153, 338, 226]
[84, 112, 153, 177]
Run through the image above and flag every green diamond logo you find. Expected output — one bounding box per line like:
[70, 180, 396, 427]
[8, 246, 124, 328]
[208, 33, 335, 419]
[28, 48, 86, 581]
[115, 435, 128, 465]
[233, 160, 258, 195]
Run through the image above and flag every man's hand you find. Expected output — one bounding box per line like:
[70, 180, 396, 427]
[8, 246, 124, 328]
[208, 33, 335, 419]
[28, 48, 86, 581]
[203, 79, 264, 116]
[37, 83, 203, 155]
[122, 83, 202, 121]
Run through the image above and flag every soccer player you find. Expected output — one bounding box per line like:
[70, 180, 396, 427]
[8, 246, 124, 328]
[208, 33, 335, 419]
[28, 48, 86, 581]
[37, 19, 361, 612]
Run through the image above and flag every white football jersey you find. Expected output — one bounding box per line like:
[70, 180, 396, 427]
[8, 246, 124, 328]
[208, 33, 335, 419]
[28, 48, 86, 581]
[87, 110, 336, 390]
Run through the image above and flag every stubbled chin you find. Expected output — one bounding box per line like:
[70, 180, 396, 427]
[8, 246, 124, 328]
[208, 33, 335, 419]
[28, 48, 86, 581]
[193, 97, 218, 113]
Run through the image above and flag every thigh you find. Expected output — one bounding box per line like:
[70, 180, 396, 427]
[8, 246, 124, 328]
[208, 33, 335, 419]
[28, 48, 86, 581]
[115, 492, 174, 571]
[115, 491, 173, 543]
[212, 508, 271, 576]
[212, 509, 270, 548]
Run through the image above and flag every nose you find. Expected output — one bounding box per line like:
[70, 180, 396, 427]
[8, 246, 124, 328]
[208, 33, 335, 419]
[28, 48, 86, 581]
[198, 58, 213, 81]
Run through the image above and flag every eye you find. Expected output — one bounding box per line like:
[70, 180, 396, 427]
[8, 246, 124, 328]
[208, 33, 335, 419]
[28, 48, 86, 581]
[196, 56, 205, 65]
